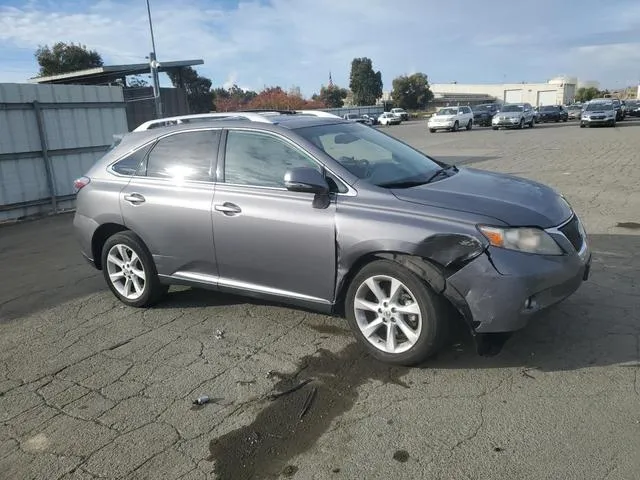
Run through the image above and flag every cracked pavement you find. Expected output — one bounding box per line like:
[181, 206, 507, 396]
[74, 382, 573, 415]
[1, 119, 640, 479]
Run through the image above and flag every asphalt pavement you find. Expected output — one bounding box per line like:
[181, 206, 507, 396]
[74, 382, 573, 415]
[1, 118, 639, 480]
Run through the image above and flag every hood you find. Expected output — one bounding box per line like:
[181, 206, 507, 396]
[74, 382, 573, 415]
[496, 111, 523, 119]
[391, 168, 572, 228]
[432, 114, 456, 121]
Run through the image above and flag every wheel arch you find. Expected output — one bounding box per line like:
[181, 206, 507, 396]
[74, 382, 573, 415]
[91, 223, 129, 270]
[334, 234, 486, 321]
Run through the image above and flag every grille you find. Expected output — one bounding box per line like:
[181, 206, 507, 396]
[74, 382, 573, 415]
[559, 216, 584, 252]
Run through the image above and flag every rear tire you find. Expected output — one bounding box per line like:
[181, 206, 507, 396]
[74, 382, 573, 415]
[529, 119, 534, 128]
[101, 231, 168, 308]
[492, 126, 499, 130]
[345, 259, 448, 366]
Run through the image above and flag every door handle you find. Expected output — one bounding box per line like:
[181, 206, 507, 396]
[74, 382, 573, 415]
[124, 193, 145, 205]
[214, 202, 242, 215]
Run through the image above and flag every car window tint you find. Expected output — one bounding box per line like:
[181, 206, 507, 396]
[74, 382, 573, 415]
[224, 130, 319, 188]
[112, 144, 152, 176]
[145, 130, 217, 181]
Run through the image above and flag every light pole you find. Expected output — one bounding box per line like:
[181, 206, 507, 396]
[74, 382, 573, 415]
[146, 0, 162, 118]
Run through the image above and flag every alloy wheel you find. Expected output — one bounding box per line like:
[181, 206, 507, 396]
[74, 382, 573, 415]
[106, 244, 146, 300]
[353, 275, 423, 354]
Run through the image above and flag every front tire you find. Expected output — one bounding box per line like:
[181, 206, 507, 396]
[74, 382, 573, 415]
[492, 126, 499, 130]
[452, 121, 459, 132]
[101, 231, 168, 307]
[345, 260, 448, 366]
[429, 128, 436, 133]
[518, 118, 525, 129]
[466, 120, 473, 130]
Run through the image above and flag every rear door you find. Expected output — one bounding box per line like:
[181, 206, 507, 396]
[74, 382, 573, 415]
[211, 128, 337, 304]
[120, 128, 220, 279]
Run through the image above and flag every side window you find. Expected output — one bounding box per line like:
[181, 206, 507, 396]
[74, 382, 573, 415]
[111, 144, 152, 176]
[145, 130, 218, 181]
[224, 130, 319, 188]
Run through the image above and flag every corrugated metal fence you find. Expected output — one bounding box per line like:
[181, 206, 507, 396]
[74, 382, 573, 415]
[0, 83, 128, 222]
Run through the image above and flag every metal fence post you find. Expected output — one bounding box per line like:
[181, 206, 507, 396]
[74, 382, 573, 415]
[32, 101, 57, 213]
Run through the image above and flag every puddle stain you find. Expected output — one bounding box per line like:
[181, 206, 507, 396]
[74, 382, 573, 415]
[306, 323, 352, 336]
[207, 343, 410, 480]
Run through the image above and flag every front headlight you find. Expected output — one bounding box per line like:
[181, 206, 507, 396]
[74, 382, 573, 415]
[478, 226, 563, 255]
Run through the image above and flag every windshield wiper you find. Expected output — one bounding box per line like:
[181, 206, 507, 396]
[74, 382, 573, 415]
[378, 165, 458, 189]
[424, 164, 458, 183]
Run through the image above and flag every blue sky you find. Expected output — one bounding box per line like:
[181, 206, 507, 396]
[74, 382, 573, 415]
[1, 0, 639, 96]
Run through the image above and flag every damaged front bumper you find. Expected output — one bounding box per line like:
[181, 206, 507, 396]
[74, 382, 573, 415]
[443, 230, 591, 335]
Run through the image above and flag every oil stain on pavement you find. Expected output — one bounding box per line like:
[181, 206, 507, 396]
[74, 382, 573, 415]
[207, 343, 410, 479]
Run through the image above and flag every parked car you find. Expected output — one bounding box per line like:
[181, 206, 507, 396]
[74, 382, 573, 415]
[532, 107, 540, 123]
[609, 98, 625, 121]
[625, 100, 640, 117]
[428, 106, 474, 132]
[378, 112, 402, 126]
[343, 113, 368, 124]
[390, 108, 409, 121]
[74, 110, 591, 365]
[471, 104, 499, 127]
[361, 114, 379, 125]
[580, 100, 616, 127]
[537, 105, 569, 123]
[566, 104, 583, 120]
[492, 103, 536, 129]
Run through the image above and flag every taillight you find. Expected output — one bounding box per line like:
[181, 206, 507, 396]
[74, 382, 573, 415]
[74, 176, 91, 192]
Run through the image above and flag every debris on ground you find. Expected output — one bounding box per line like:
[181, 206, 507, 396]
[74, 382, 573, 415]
[282, 465, 298, 477]
[214, 329, 225, 340]
[332, 467, 341, 473]
[265, 370, 275, 379]
[298, 386, 317, 419]
[393, 449, 410, 462]
[193, 395, 211, 406]
[267, 379, 313, 400]
[236, 380, 256, 386]
[246, 431, 260, 446]
[521, 368, 537, 379]
[494, 446, 505, 452]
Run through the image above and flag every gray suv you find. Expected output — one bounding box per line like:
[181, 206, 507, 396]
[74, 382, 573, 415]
[74, 111, 591, 365]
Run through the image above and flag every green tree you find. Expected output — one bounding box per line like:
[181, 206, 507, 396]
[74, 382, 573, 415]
[349, 57, 383, 106]
[391, 72, 433, 110]
[575, 86, 601, 103]
[35, 42, 103, 77]
[167, 66, 213, 113]
[316, 85, 348, 108]
[127, 75, 149, 88]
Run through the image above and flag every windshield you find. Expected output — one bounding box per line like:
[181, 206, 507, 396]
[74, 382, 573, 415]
[567, 105, 582, 110]
[540, 106, 557, 112]
[501, 105, 523, 112]
[437, 108, 458, 115]
[585, 102, 613, 111]
[295, 122, 442, 188]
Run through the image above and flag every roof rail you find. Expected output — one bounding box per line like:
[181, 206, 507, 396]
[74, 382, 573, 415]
[132, 109, 343, 132]
[294, 110, 342, 118]
[132, 112, 272, 132]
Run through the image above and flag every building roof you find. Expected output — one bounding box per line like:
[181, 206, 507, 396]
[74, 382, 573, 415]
[29, 59, 204, 85]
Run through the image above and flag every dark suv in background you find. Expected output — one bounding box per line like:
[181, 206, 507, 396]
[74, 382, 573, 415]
[472, 103, 500, 127]
[74, 111, 591, 365]
[537, 105, 569, 123]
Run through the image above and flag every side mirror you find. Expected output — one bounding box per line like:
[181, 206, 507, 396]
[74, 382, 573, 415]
[284, 167, 329, 195]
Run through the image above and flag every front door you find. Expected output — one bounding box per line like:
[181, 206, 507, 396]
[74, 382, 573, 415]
[212, 129, 336, 304]
[120, 129, 220, 279]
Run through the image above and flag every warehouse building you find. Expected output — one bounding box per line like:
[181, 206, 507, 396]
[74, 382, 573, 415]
[431, 76, 578, 106]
